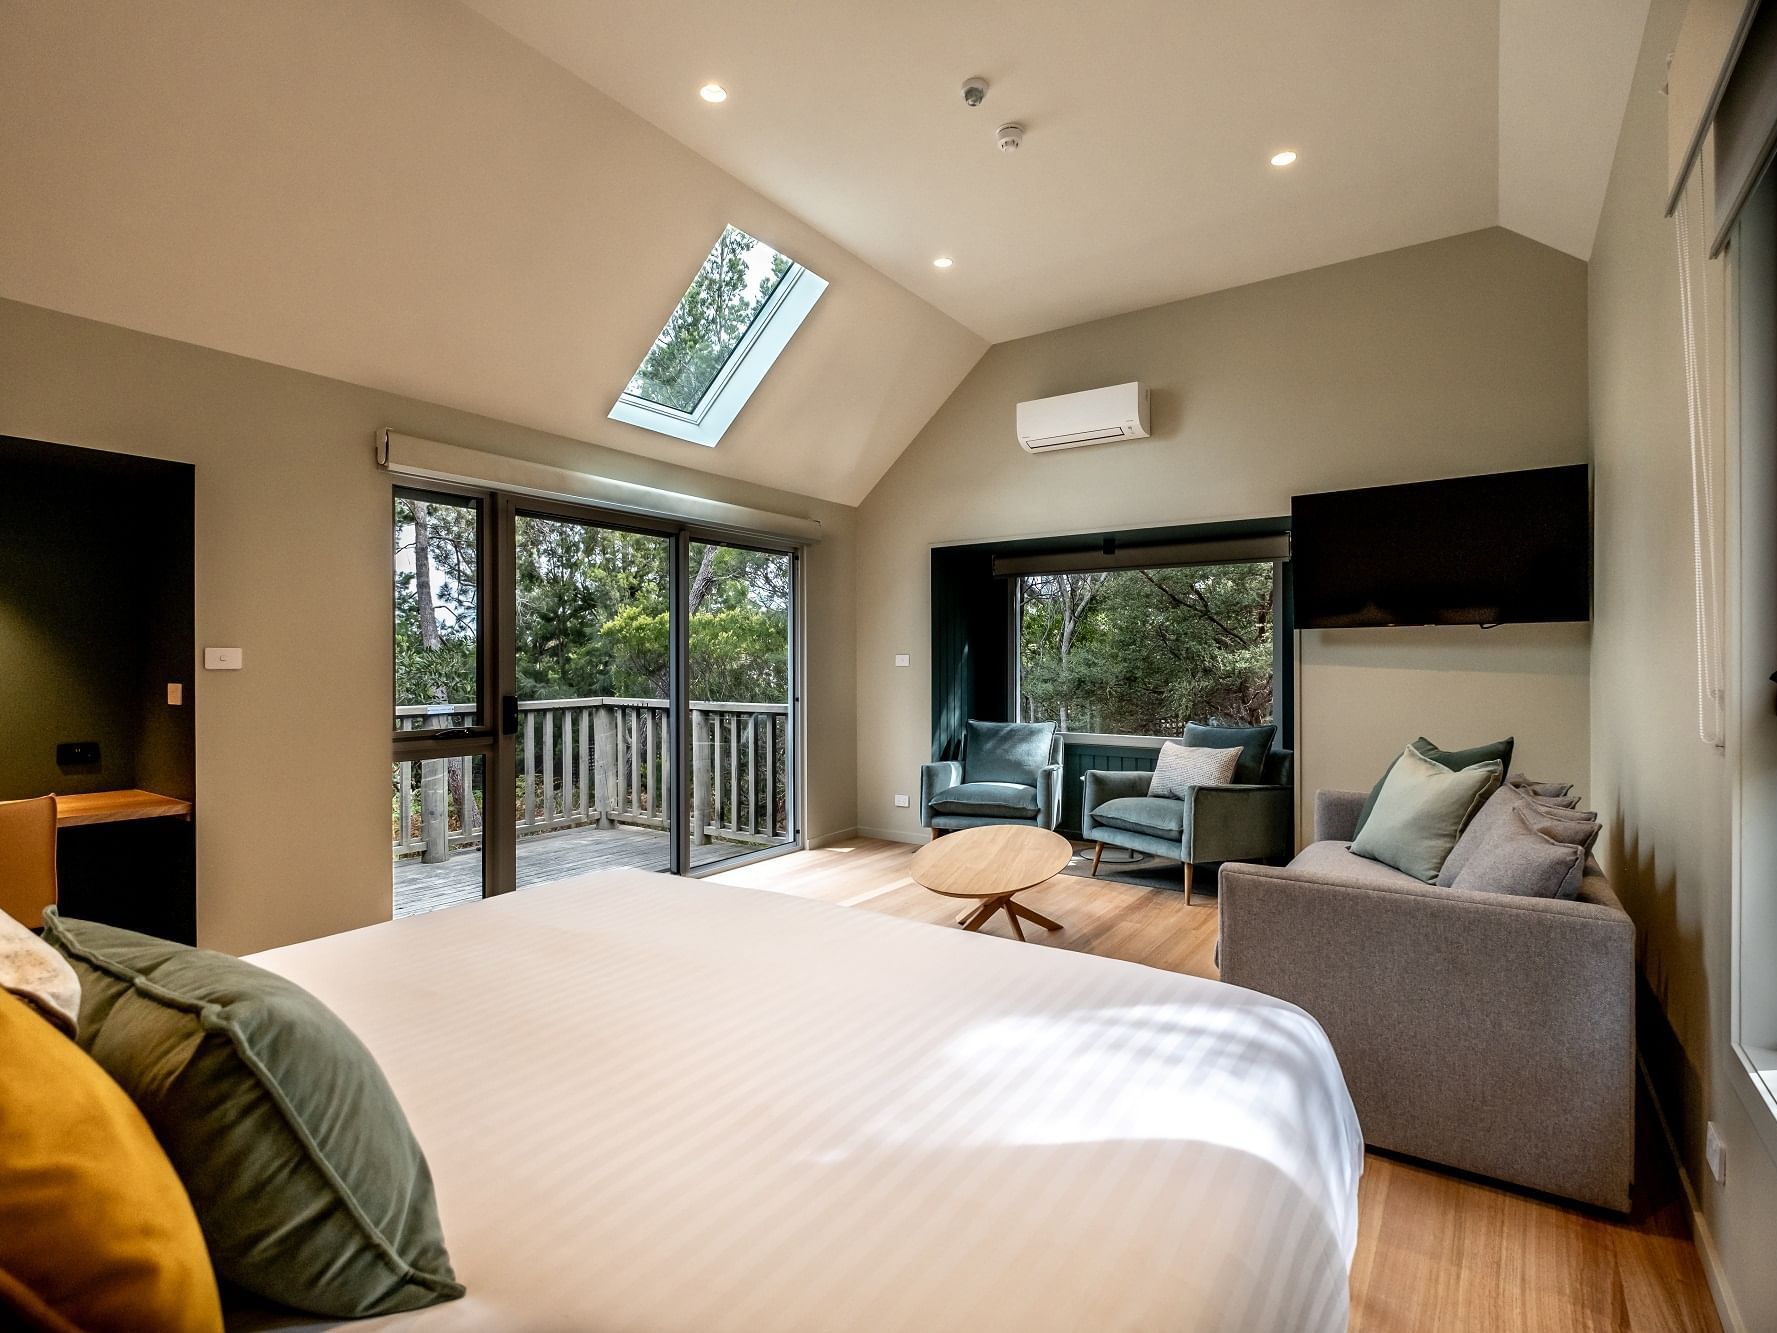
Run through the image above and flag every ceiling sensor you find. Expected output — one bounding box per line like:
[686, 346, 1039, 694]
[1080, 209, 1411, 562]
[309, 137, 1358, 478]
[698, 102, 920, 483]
[961, 76, 989, 107]
[996, 123, 1024, 153]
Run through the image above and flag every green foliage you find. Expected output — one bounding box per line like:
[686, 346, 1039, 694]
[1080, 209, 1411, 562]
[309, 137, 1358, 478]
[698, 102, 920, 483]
[394, 503, 790, 712]
[627, 225, 791, 413]
[1019, 563, 1276, 734]
[394, 496, 479, 714]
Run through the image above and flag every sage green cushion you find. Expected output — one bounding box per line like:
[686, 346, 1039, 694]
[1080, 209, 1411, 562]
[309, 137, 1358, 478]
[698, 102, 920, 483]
[1349, 743, 1503, 883]
[1353, 734, 1515, 835]
[1092, 796, 1187, 839]
[1183, 722, 1277, 785]
[929, 781, 1039, 819]
[40, 911, 462, 1319]
[963, 720, 1056, 785]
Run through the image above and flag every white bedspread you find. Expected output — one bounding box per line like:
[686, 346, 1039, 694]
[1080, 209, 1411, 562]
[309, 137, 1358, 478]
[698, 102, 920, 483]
[246, 872, 1362, 1332]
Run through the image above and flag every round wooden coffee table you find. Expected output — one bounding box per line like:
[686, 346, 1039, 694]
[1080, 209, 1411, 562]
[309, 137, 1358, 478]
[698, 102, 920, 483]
[910, 825, 1071, 942]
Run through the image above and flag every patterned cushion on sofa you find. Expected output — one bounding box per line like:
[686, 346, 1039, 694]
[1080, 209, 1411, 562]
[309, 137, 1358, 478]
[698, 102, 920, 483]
[929, 782, 1039, 820]
[1148, 742, 1239, 800]
[1092, 796, 1187, 839]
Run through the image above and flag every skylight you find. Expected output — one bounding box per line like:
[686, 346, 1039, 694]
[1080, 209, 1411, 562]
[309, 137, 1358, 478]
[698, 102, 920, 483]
[610, 224, 827, 447]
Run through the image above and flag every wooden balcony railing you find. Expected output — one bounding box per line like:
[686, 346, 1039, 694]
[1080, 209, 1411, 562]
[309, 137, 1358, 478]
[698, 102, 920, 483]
[393, 697, 790, 863]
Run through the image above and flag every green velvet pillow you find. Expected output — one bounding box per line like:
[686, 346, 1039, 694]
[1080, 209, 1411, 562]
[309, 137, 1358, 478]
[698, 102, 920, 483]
[40, 912, 462, 1319]
[1183, 722, 1278, 785]
[1353, 734, 1514, 835]
[1350, 743, 1504, 883]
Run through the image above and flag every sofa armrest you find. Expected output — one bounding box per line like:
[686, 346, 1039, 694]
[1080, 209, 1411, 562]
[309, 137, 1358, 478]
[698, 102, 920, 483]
[1218, 860, 1635, 1210]
[918, 761, 962, 826]
[1314, 788, 1367, 842]
[1181, 784, 1292, 865]
[1036, 764, 1063, 830]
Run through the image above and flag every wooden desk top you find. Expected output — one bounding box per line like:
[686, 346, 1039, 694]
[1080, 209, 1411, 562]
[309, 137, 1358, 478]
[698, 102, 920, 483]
[55, 789, 193, 828]
[909, 825, 1073, 900]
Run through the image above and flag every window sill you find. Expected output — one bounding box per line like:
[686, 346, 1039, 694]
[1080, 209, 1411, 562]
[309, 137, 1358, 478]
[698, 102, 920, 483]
[1056, 731, 1168, 750]
[1729, 1042, 1777, 1170]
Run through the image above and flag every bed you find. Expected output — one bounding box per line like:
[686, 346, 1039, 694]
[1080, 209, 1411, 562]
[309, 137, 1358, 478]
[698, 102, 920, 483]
[244, 871, 1363, 1331]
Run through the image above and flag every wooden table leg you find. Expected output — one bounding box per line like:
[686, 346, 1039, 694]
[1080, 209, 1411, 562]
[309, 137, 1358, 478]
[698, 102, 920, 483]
[959, 899, 1002, 931]
[1000, 902, 1026, 941]
[1009, 899, 1062, 932]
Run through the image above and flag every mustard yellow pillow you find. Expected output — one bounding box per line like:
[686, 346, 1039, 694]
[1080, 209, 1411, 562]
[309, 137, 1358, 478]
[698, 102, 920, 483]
[0, 988, 222, 1333]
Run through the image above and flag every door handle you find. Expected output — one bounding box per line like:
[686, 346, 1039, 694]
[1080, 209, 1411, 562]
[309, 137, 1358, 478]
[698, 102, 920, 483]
[501, 695, 518, 736]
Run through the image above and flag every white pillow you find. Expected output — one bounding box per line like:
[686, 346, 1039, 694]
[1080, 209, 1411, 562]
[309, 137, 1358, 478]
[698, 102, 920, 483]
[1148, 742, 1240, 800]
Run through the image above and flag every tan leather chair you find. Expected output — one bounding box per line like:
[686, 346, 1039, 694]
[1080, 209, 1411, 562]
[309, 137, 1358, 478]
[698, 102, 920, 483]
[0, 796, 59, 929]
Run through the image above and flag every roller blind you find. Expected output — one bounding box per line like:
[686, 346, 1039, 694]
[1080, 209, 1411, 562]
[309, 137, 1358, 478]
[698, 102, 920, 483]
[990, 533, 1289, 578]
[376, 430, 822, 545]
[1713, 0, 1777, 253]
[1667, 0, 1760, 213]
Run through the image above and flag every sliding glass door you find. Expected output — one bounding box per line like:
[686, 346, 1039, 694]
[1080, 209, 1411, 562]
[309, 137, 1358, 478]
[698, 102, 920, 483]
[687, 540, 796, 871]
[391, 488, 800, 915]
[512, 511, 673, 880]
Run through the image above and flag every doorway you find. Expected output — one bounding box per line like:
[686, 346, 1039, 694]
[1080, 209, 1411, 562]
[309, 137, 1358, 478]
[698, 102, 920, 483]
[390, 488, 801, 915]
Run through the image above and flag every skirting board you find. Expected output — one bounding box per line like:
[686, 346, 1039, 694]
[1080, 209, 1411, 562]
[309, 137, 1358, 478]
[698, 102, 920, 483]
[852, 826, 927, 846]
[1637, 1054, 1745, 1333]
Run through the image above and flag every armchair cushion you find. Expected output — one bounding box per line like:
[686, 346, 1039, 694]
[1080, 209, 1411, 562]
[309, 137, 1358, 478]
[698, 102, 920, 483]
[1091, 796, 1186, 840]
[929, 782, 1040, 820]
[963, 720, 1056, 785]
[1147, 742, 1239, 799]
[1183, 722, 1277, 785]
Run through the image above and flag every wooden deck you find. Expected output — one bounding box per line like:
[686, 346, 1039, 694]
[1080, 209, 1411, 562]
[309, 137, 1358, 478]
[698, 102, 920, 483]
[393, 824, 767, 917]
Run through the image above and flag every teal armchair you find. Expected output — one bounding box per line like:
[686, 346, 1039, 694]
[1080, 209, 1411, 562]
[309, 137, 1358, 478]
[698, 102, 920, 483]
[920, 720, 1062, 835]
[1082, 743, 1293, 903]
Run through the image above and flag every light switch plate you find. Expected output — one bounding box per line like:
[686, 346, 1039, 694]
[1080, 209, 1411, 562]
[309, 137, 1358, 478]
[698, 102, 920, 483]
[204, 647, 243, 671]
[1706, 1121, 1727, 1185]
[894, 653, 910, 668]
[894, 794, 910, 807]
[167, 682, 183, 705]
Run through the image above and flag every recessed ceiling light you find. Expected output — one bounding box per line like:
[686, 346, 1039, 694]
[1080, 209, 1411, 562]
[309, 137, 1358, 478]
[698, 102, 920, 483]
[932, 256, 954, 269]
[1270, 150, 1298, 167]
[699, 83, 728, 103]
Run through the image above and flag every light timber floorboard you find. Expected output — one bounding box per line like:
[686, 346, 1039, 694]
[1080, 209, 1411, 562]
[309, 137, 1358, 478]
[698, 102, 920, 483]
[712, 837, 1720, 1333]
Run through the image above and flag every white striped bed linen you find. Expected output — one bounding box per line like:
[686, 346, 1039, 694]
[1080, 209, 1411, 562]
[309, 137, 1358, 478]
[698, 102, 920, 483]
[243, 871, 1362, 1332]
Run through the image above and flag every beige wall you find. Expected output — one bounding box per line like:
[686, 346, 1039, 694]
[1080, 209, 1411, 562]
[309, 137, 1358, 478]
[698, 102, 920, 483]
[854, 227, 1592, 842]
[1590, 0, 1777, 1326]
[0, 0, 985, 507]
[0, 296, 859, 957]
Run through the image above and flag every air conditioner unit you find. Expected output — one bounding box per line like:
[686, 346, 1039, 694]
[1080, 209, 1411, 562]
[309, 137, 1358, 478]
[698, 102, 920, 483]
[1016, 382, 1150, 453]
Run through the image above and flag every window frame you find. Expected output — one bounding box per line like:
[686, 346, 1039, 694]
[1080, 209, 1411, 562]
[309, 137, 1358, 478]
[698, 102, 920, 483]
[609, 247, 828, 449]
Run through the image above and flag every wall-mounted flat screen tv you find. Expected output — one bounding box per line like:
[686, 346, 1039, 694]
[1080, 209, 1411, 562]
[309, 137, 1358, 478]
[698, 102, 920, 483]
[1291, 465, 1591, 628]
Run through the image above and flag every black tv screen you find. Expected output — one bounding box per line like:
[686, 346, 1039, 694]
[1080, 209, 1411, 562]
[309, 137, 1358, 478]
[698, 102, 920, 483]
[1291, 465, 1590, 628]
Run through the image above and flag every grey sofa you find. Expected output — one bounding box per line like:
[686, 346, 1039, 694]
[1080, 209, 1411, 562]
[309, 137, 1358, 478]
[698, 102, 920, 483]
[1218, 788, 1635, 1211]
[1081, 746, 1293, 903]
[920, 720, 1062, 835]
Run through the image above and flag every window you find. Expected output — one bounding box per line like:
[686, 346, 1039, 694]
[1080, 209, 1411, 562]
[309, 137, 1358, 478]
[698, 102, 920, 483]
[393, 491, 483, 733]
[610, 225, 827, 448]
[1016, 562, 1279, 736]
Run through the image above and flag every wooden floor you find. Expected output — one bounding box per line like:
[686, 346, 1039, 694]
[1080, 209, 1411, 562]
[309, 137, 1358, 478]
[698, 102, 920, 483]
[712, 837, 1720, 1333]
[394, 824, 776, 917]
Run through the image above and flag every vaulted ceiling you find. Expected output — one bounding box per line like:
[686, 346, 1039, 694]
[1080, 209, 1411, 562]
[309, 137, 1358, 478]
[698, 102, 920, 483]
[466, 0, 1650, 342]
[0, 0, 1648, 505]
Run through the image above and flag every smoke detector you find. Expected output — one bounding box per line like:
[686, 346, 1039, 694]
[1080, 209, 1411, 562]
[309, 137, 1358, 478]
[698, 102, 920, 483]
[996, 122, 1024, 153]
[961, 76, 989, 107]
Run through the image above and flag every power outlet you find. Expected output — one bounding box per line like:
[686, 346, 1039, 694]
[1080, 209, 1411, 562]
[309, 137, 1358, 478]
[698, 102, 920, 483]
[1706, 1121, 1728, 1186]
[894, 794, 910, 808]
